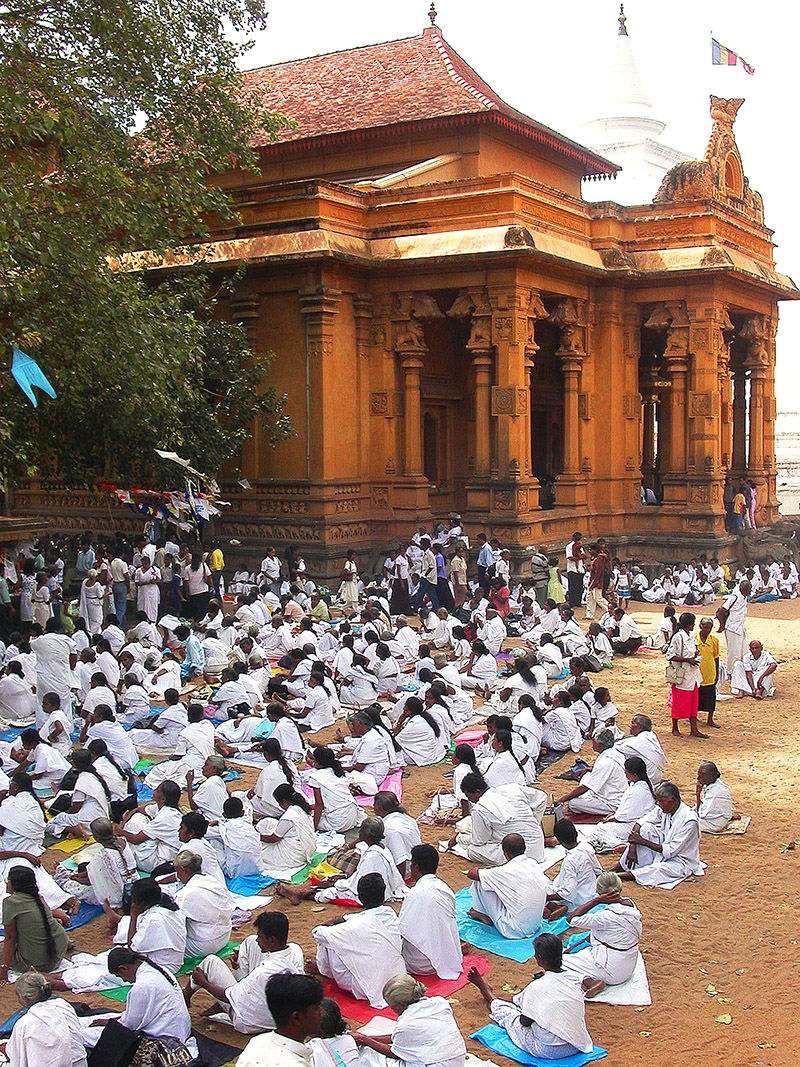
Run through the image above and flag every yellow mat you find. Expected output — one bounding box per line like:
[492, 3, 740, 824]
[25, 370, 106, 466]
[46, 835, 94, 854]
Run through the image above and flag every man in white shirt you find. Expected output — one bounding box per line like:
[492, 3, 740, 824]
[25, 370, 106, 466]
[565, 531, 585, 608]
[478, 607, 507, 655]
[616, 781, 704, 889]
[187, 911, 305, 1033]
[30, 620, 76, 724]
[468, 832, 549, 938]
[554, 729, 627, 815]
[616, 713, 666, 786]
[729, 639, 777, 698]
[414, 537, 440, 611]
[721, 579, 751, 674]
[234, 972, 322, 1067]
[610, 607, 642, 655]
[398, 845, 462, 979]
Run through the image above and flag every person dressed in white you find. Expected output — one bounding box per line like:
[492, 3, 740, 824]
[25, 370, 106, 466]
[278, 818, 406, 906]
[555, 729, 627, 816]
[452, 775, 546, 865]
[30, 622, 75, 723]
[497, 659, 547, 715]
[339, 551, 360, 612]
[340, 713, 395, 795]
[186, 756, 230, 822]
[562, 872, 643, 996]
[477, 609, 507, 656]
[305, 747, 365, 833]
[5, 973, 87, 1067]
[185, 911, 305, 1034]
[174, 850, 233, 956]
[312, 872, 406, 1008]
[133, 562, 161, 623]
[468, 934, 593, 1059]
[459, 639, 497, 694]
[617, 781, 704, 889]
[106, 947, 193, 1048]
[374, 793, 421, 878]
[355, 973, 466, 1067]
[46, 749, 111, 840]
[257, 787, 317, 872]
[0, 663, 37, 722]
[721, 579, 751, 675]
[391, 617, 419, 664]
[393, 697, 447, 766]
[245, 738, 301, 818]
[696, 760, 734, 832]
[468, 833, 549, 938]
[398, 846, 461, 979]
[118, 781, 182, 873]
[218, 798, 268, 878]
[730, 639, 777, 698]
[544, 819, 602, 918]
[54, 817, 136, 907]
[107, 877, 187, 973]
[615, 713, 666, 786]
[586, 756, 657, 852]
[128, 690, 188, 751]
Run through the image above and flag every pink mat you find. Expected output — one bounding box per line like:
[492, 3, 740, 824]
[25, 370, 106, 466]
[322, 954, 491, 1023]
[355, 768, 403, 807]
[454, 728, 485, 748]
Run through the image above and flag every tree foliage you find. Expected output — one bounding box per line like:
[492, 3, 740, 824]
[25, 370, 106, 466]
[0, 0, 293, 486]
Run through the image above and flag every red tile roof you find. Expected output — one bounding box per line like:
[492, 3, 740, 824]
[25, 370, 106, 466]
[243, 28, 617, 178]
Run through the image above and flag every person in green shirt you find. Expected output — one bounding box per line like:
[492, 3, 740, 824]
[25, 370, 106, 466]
[309, 592, 330, 623]
[0, 865, 70, 978]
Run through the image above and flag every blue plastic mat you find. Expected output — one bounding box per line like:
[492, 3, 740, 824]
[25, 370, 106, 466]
[0, 726, 26, 743]
[0, 900, 102, 938]
[455, 887, 569, 963]
[470, 1025, 607, 1067]
[225, 872, 276, 895]
[0, 1007, 25, 1036]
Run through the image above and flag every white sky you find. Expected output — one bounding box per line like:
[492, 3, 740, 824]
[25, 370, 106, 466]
[243, 0, 800, 411]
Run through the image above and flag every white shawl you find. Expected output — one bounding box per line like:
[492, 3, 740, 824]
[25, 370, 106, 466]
[518, 971, 593, 1053]
[398, 875, 462, 980]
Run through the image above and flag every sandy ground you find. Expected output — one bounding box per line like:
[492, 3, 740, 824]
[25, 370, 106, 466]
[5, 599, 799, 1067]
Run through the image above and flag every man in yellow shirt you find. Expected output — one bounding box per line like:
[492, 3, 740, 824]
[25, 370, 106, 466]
[697, 616, 720, 728]
[209, 544, 225, 598]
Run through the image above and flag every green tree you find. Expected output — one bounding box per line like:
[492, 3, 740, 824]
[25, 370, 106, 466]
[0, 0, 292, 487]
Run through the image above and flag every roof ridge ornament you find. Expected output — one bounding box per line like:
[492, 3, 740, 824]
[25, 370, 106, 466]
[428, 3, 438, 27]
[618, 3, 627, 36]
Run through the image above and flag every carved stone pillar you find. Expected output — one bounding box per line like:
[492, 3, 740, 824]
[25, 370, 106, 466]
[471, 349, 494, 477]
[741, 316, 766, 474]
[717, 309, 735, 471]
[392, 294, 431, 518]
[641, 395, 656, 485]
[524, 291, 548, 482]
[352, 292, 373, 490]
[651, 302, 689, 507]
[299, 285, 341, 485]
[550, 298, 587, 506]
[732, 368, 747, 474]
[231, 292, 263, 480]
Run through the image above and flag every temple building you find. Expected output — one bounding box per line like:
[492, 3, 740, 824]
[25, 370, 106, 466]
[15, 14, 798, 571]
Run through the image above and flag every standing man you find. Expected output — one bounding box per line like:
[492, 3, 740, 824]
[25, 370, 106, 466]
[415, 538, 440, 612]
[719, 578, 750, 676]
[584, 544, 608, 621]
[30, 617, 76, 727]
[0, 569, 13, 643]
[209, 542, 225, 599]
[723, 476, 735, 532]
[109, 550, 131, 628]
[75, 537, 96, 594]
[260, 546, 282, 596]
[476, 534, 493, 597]
[565, 531, 585, 609]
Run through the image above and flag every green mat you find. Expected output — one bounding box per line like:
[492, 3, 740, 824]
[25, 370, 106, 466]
[100, 941, 237, 1001]
[133, 758, 158, 773]
[289, 851, 327, 885]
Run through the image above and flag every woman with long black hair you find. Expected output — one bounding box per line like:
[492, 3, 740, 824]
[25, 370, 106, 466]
[46, 748, 112, 840]
[393, 696, 447, 766]
[0, 865, 69, 979]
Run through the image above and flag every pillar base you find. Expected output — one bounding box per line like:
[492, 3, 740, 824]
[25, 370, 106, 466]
[554, 474, 588, 508]
[392, 477, 432, 525]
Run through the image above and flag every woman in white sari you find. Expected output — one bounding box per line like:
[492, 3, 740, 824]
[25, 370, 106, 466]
[480, 730, 527, 788]
[305, 747, 364, 833]
[393, 697, 447, 766]
[244, 737, 301, 818]
[258, 785, 317, 870]
[46, 749, 111, 840]
[355, 974, 466, 1067]
[54, 817, 136, 906]
[79, 570, 106, 635]
[586, 757, 656, 852]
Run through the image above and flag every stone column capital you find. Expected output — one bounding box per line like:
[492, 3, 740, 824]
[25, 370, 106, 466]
[298, 285, 341, 316]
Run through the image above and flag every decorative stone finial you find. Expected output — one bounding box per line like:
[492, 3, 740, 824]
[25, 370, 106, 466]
[428, 2, 437, 27]
[618, 3, 627, 35]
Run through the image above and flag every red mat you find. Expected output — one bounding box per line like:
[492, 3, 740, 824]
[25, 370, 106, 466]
[568, 812, 606, 825]
[322, 953, 491, 1023]
[453, 728, 485, 748]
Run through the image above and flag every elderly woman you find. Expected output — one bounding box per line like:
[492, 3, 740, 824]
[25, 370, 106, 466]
[562, 872, 643, 997]
[5, 973, 87, 1067]
[54, 817, 137, 907]
[666, 611, 707, 738]
[354, 973, 466, 1067]
[174, 849, 233, 957]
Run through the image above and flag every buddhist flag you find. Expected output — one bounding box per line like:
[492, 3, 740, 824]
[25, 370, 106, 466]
[712, 38, 754, 75]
